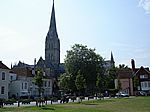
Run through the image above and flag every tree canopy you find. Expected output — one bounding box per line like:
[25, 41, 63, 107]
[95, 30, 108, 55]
[62, 44, 104, 95]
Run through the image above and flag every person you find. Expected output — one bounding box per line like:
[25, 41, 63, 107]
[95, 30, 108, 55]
[0, 99, 3, 108]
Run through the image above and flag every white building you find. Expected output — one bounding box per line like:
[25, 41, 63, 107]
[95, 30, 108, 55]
[10, 66, 53, 98]
[0, 61, 17, 99]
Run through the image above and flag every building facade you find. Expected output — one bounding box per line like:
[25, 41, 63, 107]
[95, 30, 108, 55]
[0, 61, 17, 99]
[115, 69, 134, 95]
[132, 59, 150, 92]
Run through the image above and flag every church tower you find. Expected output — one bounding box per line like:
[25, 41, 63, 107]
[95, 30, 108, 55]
[110, 51, 115, 67]
[45, 0, 60, 68]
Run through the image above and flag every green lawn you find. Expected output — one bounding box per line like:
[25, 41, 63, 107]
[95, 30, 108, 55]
[0, 97, 150, 112]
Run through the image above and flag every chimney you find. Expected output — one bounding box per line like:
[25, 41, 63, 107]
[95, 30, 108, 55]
[34, 58, 36, 66]
[131, 59, 135, 72]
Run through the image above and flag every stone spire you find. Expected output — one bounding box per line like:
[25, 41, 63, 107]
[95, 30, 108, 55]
[47, 0, 58, 38]
[45, 0, 60, 69]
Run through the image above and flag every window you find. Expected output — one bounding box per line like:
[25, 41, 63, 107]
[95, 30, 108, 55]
[45, 81, 47, 87]
[10, 76, 13, 80]
[48, 81, 51, 87]
[2, 72, 5, 80]
[24, 83, 27, 89]
[148, 82, 150, 87]
[141, 82, 144, 87]
[140, 75, 148, 79]
[145, 83, 148, 87]
[141, 81, 150, 88]
[1, 86, 4, 94]
[22, 83, 24, 89]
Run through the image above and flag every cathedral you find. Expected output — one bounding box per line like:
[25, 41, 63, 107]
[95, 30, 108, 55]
[36, 1, 61, 77]
[13, 0, 62, 78]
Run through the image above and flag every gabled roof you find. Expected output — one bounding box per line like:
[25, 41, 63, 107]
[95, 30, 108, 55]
[133, 66, 150, 77]
[0, 61, 10, 70]
[36, 57, 46, 68]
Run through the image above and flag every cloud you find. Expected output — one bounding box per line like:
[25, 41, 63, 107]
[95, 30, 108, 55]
[139, 0, 150, 13]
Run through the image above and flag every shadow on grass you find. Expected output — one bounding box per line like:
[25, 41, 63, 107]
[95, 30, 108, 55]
[41, 107, 55, 110]
[83, 103, 98, 105]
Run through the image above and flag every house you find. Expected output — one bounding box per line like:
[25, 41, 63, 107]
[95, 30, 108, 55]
[115, 69, 134, 95]
[0, 61, 10, 99]
[0, 61, 17, 99]
[131, 59, 150, 93]
[10, 63, 53, 98]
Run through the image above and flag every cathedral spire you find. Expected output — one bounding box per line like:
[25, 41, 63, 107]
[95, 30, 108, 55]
[48, 0, 58, 38]
[111, 51, 114, 63]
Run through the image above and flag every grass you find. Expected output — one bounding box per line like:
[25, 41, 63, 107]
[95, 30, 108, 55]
[0, 97, 150, 112]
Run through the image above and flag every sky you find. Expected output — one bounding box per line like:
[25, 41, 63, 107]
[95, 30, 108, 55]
[0, 0, 150, 68]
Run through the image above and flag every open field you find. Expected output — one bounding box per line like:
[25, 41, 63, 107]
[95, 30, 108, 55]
[0, 97, 150, 112]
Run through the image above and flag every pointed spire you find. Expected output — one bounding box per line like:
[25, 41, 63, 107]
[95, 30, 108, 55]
[111, 51, 115, 63]
[48, 0, 58, 38]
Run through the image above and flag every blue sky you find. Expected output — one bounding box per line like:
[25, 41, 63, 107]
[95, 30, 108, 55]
[0, 0, 150, 68]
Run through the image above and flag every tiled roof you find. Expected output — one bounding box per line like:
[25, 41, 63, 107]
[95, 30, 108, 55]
[0, 61, 10, 70]
[134, 66, 150, 77]
[117, 69, 133, 79]
[12, 67, 33, 77]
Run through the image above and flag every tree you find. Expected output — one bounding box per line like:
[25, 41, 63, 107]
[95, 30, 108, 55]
[58, 73, 76, 93]
[133, 76, 139, 91]
[96, 73, 105, 93]
[75, 70, 86, 95]
[106, 67, 117, 89]
[64, 44, 104, 94]
[117, 78, 121, 91]
[34, 68, 44, 97]
[119, 64, 130, 70]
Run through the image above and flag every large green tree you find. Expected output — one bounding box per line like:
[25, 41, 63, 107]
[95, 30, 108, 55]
[64, 44, 104, 95]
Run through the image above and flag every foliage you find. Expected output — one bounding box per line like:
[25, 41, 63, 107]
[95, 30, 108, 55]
[96, 73, 105, 93]
[133, 76, 139, 91]
[64, 44, 104, 94]
[75, 70, 86, 94]
[58, 73, 76, 93]
[106, 67, 117, 89]
[117, 79, 121, 91]
[33, 68, 44, 97]
[118, 64, 130, 70]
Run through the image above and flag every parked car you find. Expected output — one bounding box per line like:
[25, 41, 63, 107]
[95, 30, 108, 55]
[137, 91, 146, 96]
[116, 92, 129, 97]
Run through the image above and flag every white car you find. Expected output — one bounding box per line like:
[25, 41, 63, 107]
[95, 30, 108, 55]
[116, 92, 129, 97]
